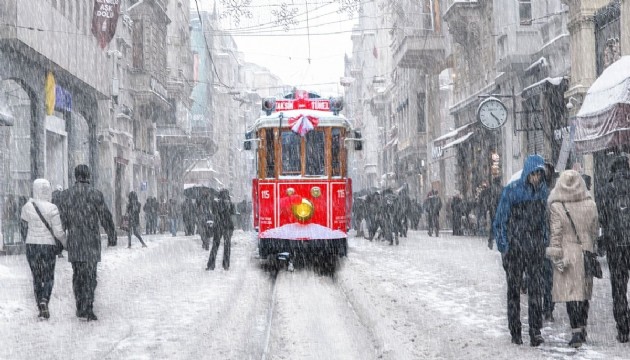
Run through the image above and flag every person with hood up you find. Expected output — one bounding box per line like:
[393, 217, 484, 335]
[597, 155, 630, 343]
[59, 164, 116, 321]
[20, 179, 66, 319]
[126, 191, 147, 248]
[546, 170, 598, 348]
[493, 154, 549, 346]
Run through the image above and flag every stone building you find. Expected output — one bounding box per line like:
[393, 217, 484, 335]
[0, 0, 111, 251]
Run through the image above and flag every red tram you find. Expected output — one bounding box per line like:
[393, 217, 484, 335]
[245, 89, 361, 270]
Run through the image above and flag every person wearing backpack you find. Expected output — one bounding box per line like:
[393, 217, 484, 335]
[597, 155, 630, 343]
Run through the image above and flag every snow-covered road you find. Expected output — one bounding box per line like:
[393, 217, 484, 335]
[1, 230, 628, 359]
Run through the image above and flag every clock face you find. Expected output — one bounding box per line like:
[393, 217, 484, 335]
[477, 98, 508, 130]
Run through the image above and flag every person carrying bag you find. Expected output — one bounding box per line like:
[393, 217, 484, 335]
[546, 170, 599, 348]
[20, 179, 67, 320]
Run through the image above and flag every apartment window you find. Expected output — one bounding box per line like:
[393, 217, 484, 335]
[417, 93, 426, 133]
[519, 0, 532, 26]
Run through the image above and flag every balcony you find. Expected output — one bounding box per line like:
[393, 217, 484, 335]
[443, 0, 482, 46]
[392, 29, 446, 70]
[129, 72, 170, 108]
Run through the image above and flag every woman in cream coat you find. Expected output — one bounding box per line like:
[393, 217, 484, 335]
[20, 179, 66, 319]
[546, 170, 598, 348]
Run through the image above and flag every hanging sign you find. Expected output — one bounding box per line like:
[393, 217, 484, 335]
[91, 0, 121, 49]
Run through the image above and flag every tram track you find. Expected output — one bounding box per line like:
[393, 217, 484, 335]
[259, 265, 381, 360]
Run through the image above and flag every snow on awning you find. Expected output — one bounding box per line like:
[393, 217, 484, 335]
[520, 76, 567, 98]
[433, 122, 475, 147]
[441, 132, 474, 150]
[574, 56, 630, 154]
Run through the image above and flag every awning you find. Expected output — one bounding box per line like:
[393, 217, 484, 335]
[442, 131, 474, 150]
[433, 122, 475, 147]
[574, 56, 630, 154]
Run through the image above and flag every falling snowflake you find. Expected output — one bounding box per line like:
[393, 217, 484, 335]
[336, 0, 361, 18]
[272, 3, 299, 31]
[220, 0, 254, 27]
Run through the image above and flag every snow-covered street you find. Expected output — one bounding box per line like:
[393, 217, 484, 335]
[1, 229, 629, 359]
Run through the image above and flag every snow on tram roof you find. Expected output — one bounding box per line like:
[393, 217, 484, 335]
[250, 109, 354, 131]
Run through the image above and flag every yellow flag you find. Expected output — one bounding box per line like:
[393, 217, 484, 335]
[45, 72, 55, 116]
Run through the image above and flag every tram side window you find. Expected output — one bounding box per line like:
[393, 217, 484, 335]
[332, 128, 341, 177]
[282, 131, 301, 175]
[305, 130, 325, 176]
[265, 130, 275, 177]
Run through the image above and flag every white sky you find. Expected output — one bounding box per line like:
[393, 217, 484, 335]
[196, 0, 359, 96]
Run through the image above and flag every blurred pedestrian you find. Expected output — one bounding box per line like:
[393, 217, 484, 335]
[2, 194, 19, 245]
[20, 179, 66, 319]
[546, 170, 598, 348]
[206, 189, 234, 270]
[597, 155, 630, 343]
[425, 188, 442, 237]
[493, 154, 549, 346]
[487, 176, 503, 249]
[59, 164, 116, 321]
[197, 192, 214, 251]
[451, 192, 464, 236]
[182, 198, 196, 236]
[126, 191, 147, 248]
[168, 198, 180, 237]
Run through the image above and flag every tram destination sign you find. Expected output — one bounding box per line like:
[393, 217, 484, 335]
[275, 99, 330, 111]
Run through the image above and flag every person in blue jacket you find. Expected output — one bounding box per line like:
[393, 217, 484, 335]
[493, 154, 549, 347]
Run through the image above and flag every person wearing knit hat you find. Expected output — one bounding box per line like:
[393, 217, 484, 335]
[546, 170, 599, 348]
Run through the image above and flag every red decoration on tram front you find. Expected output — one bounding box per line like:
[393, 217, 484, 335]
[288, 114, 319, 136]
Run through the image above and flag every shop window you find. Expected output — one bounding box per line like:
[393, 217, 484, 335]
[305, 130, 325, 176]
[519, 0, 532, 26]
[282, 131, 301, 175]
[417, 93, 426, 133]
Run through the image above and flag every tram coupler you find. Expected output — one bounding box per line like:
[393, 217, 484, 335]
[276, 252, 294, 272]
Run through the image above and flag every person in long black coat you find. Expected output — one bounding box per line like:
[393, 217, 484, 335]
[197, 193, 213, 250]
[206, 189, 234, 270]
[451, 192, 464, 236]
[182, 198, 196, 236]
[58, 164, 116, 321]
[126, 191, 146, 248]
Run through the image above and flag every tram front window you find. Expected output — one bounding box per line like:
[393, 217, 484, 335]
[306, 131, 325, 176]
[282, 131, 301, 175]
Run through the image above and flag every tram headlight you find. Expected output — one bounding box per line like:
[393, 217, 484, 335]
[292, 198, 314, 222]
[262, 97, 276, 115]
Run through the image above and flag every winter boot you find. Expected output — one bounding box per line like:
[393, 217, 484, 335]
[39, 301, 49, 319]
[511, 334, 523, 345]
[529, 331, 544, 347]
[617, 332, 629, 343]
[581, 326, 587, 341]
[544, 311, 555, 322]
[568, 328, 584, 348]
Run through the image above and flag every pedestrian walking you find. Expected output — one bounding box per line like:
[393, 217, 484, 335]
[182, 198, 196, 236]
[597, 155, 630, 343]
[206, 189, 234, 270]
[451, 192, 464, 236]
[20, 179, 66, 319]
[2, 194, 19, 245]
[546, 170, 598, 348]
[487, 176, 502, 249]
[168, 198, 179, 237]
[197, 191, 213, 250]
[425, 188, 442, 237]
[493, 154, 549, 346]
[58, 164, 117, 321]
[126, 191, 147, 248]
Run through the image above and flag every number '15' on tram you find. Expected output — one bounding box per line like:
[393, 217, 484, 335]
[243, 89, 362, 271]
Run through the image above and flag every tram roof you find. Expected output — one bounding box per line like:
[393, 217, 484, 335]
[250, 109, 353, 131]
